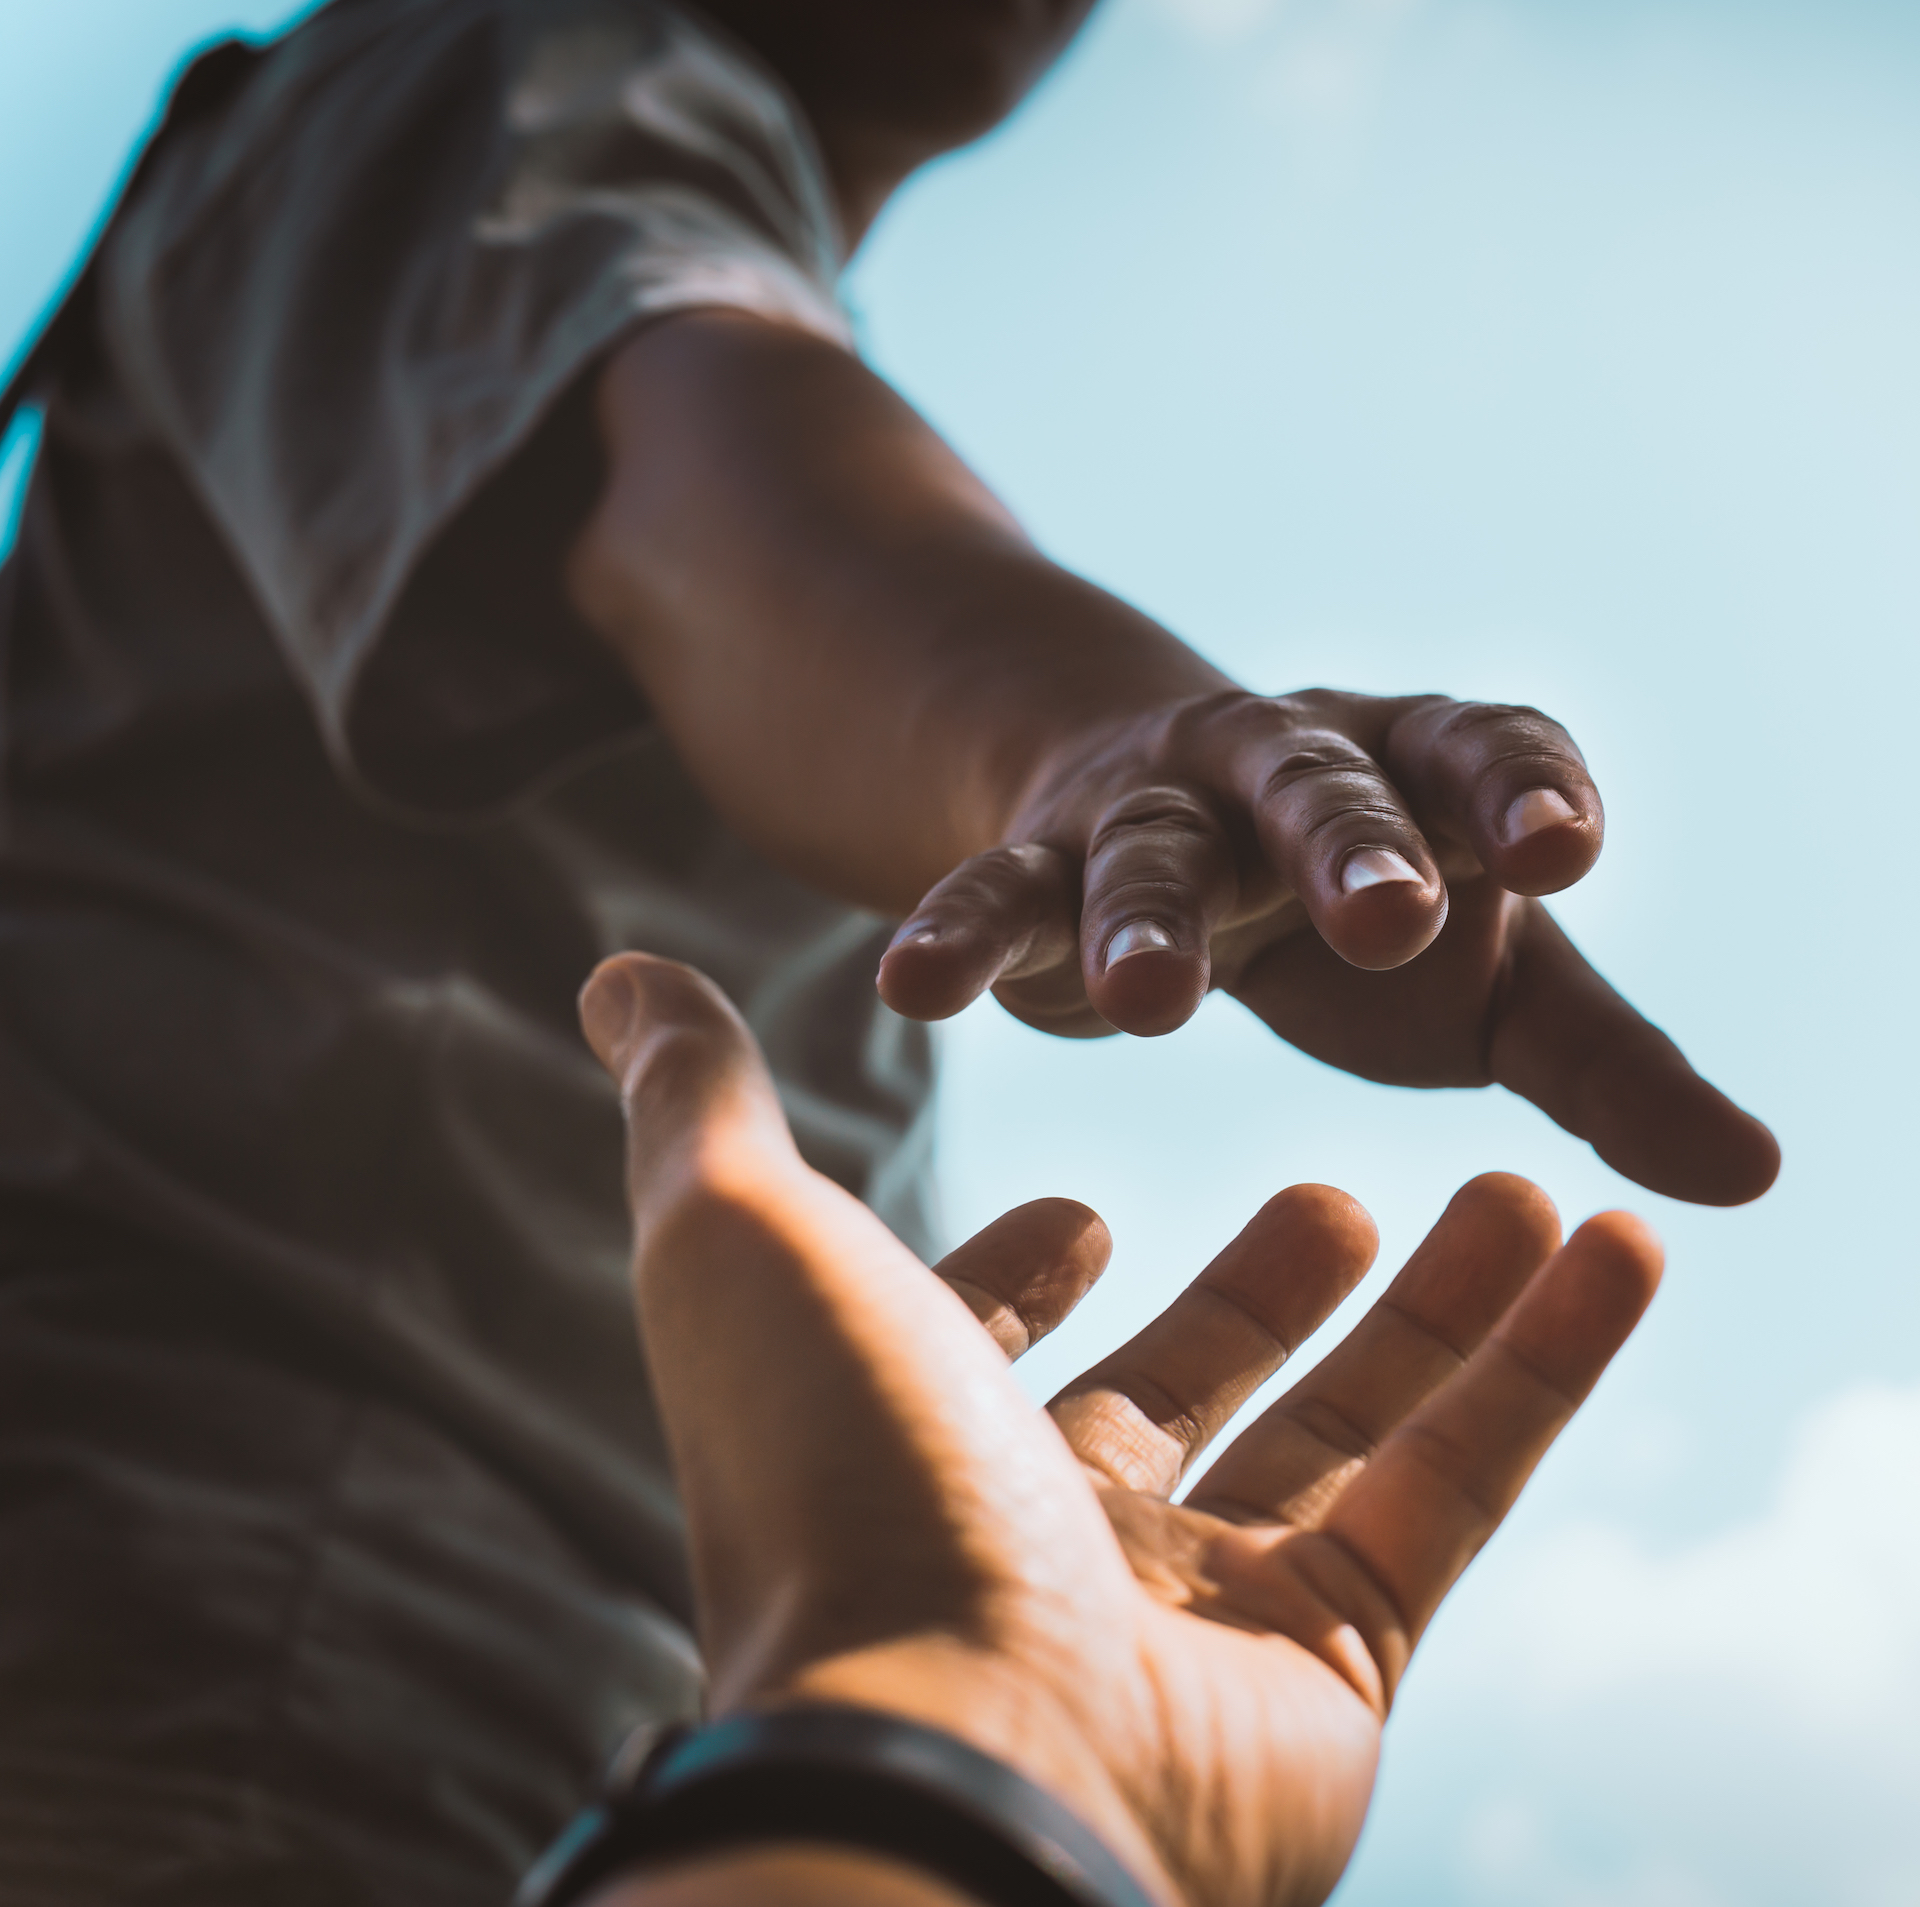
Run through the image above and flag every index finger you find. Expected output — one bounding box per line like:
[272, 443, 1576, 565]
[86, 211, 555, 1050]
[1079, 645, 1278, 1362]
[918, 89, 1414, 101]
[933, 1198, 1113, 1359]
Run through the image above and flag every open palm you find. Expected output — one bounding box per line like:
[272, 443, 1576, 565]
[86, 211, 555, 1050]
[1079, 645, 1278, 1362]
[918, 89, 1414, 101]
[581, 952, 1662, 1907]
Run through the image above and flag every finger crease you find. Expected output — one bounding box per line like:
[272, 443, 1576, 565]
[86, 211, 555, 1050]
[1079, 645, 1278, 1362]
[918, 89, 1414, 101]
[1195, 1280, 1298, 1366]
[1389, 1421, 1510, 1527]
[1276, 1393, 1379, 1466]
[1487, 1334, 1586, 1416]
[1375, 1295, 1476, 1369]
[1184, 1491, 1274, 1528]
[1087, 801, 1224, 853]
[1308, 1526, 1419, 1646]
[1296, 802, 1412, 850]
[1093, 1367, 1207, 1454]
[1255, 760, 1377, 807]
[939, 1275, 1029, 1355]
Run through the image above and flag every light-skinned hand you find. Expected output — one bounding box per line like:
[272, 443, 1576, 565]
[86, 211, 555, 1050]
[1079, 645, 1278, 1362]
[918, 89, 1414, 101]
[578, 951, 1664, 1907]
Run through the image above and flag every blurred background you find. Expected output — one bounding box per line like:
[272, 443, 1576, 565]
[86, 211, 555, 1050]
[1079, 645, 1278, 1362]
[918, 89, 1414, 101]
[4, 1, 1916, 1901]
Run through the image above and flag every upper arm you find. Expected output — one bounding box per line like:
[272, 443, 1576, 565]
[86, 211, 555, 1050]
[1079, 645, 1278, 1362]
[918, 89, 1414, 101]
[567, 309, 1030, 686]
[104, 2, 863, 820]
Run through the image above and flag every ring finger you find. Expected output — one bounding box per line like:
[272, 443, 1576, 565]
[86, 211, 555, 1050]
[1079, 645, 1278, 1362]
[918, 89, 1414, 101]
[1185, 1173, 1561, 1528]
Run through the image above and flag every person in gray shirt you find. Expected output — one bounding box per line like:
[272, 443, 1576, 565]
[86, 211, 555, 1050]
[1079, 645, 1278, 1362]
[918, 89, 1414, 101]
[0, 1, 1776, 1901]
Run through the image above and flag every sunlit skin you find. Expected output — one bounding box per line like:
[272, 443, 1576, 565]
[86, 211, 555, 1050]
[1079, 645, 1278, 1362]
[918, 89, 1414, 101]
[547, 6, 1739, 1903]
[577, 953, 1665, 1907]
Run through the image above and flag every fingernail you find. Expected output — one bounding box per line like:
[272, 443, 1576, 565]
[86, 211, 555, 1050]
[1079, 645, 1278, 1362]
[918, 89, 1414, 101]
[891, 922, 942, 951]
[1503, 786, 1578, 844]
[1104, 920, 1178, 968]
[578, 961, 640, 1074]
[1340, 847, 1422, 894]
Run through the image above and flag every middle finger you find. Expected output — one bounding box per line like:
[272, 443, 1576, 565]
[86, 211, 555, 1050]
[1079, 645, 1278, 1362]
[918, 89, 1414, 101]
[1236, 715, 1451, 972]
[1186, 1173, 1560, 1528]
[1077, 784, 1241, 1036]
[1049, 1183, 1378, 1497]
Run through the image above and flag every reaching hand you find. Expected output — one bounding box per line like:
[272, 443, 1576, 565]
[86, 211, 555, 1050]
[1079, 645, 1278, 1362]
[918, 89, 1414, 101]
[876, 687, 1778, 1206]
[580, 951, 1665, 1907]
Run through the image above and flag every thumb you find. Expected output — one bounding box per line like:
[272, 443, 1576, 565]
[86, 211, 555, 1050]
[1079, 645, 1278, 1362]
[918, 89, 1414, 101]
[579, 952, 800, 1246]
[1490, 907, 1781, 1206]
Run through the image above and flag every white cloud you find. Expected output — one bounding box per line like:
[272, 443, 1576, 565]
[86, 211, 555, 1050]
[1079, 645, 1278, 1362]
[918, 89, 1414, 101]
[1348, 1383, 1920, 1907]
[1490, 1383, 1920, 1732]
[1460, 1803, 1731, 1907]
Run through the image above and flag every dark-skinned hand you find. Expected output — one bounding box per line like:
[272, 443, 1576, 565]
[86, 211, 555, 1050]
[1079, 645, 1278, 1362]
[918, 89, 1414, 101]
[878, 686, 1778, 1206]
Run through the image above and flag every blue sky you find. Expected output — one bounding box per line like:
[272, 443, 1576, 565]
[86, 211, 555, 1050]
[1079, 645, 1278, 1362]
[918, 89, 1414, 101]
[5, 2, 1917, 1901]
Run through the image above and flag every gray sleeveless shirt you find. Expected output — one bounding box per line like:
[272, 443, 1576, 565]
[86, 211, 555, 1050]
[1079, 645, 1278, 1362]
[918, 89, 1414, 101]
[0, 4, 935, 1893]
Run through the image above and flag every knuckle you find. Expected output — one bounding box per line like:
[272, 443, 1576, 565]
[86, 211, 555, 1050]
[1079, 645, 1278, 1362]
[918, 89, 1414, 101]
[1158, 688, 1325, 772]
[935, 842, 1066, 912]
[1255, 734, 1406, 830]
[1088, 873, 1200, 924]
[1295, 800, 1411, 853]
[982, 840, 1068, 879]
[1087, 783, 1225, 853]
[1086, 852, 1220, 929]
[1157, 687, 1269, 752]
[1271, 686, 1396, 734]
[1408, 699, 1580, 762]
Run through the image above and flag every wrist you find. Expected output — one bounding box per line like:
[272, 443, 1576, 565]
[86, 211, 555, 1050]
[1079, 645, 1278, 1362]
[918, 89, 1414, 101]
[953, 589, 1237, 858]
[755, 1645, 1180, 1907]
[531, 1696, 1180, 1907]
[585, 1845, 982, 1907]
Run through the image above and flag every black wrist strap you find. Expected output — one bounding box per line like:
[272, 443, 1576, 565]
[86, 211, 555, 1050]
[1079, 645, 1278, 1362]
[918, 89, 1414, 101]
[515, 1704, 1163, 1907]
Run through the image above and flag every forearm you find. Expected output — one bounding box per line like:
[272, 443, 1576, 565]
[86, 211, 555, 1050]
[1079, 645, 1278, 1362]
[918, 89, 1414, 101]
[587, 1845, 982, 1907]
[567, 310, 1232, 915]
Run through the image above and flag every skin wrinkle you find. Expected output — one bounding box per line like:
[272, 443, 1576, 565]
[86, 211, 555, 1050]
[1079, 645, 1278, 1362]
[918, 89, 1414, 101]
[581, 953, 1667, 1907]
[1065, 1387, 1190, 1494]
[1273, 1393, 1382, 1473]
[1486, 1328, 1595, 1418]
[1387, 702, 1599, 843]
[941, 1277, 1031, 1356]
[1195, 1490, 1304, 1530]
[1289, 1529, 1418, 1705]
[927, 1198, 1108, 1356]
[1261, 738, 1384, 791]
[1420, 701, 1557, 744]
[1297, 797, 1433, 852]
[1221, 1315, 1489, 1524]
[1182, 1277, 1299, 1372]
[1374, 1291, 1480, 1370]
[1086, 786, 1234, 846]
[1193, 1405, 1379, 1532]
[1067, 1265, 1363, 1496]
[1380, 1418, 1525, 1532]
